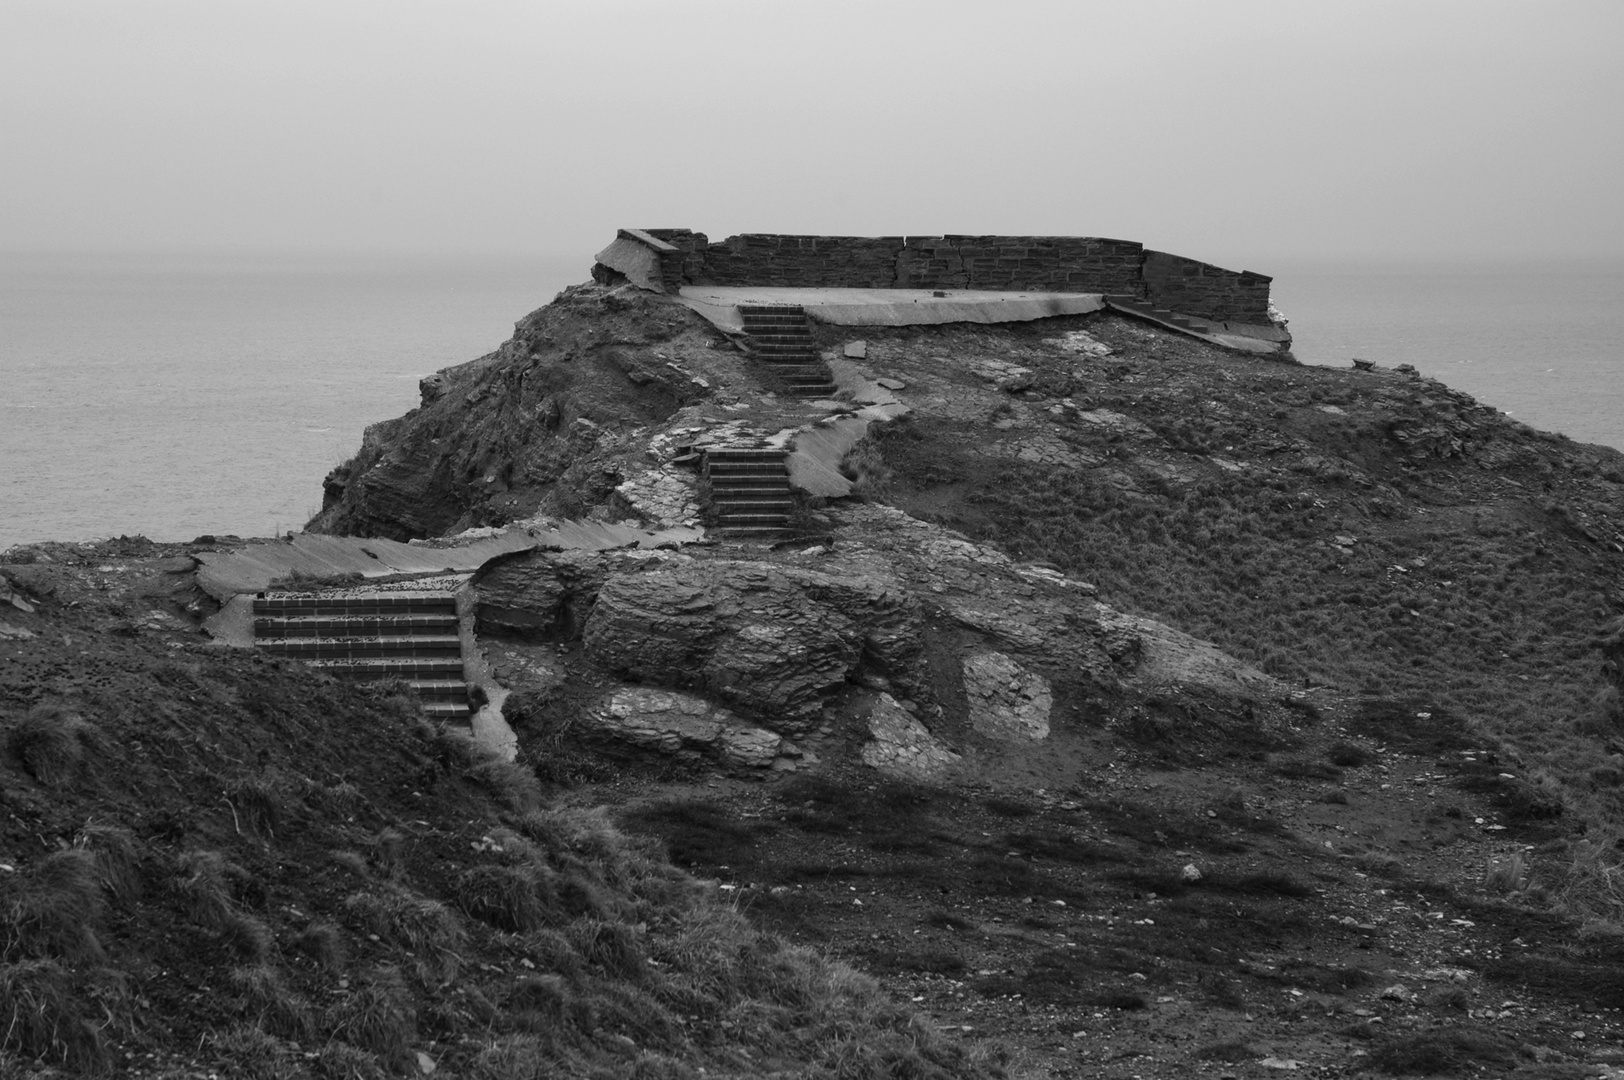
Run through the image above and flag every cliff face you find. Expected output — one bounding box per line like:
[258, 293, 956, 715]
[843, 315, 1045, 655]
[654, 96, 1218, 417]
[307, 286, 732, 540]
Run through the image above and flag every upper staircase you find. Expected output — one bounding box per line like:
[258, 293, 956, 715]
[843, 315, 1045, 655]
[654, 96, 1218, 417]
[738, 305, 838, 398]
[251, 590, 472, 720]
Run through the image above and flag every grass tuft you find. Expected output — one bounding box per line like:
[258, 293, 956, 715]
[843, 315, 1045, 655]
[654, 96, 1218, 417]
[229, 963, 313, 1039]
[74, 822, 143, 904]
[5, 703, 102, 785]
[325, 965, 415, 1075]
[290, 921, 347, 971]
[0, 959, 108, 1072]
[173, 849, 251, 930]
[1369, 1026, 1523, 1075]
[456, 864, 555, 932]
[0, 849, 105, 962]
[343, 885, 466, 984]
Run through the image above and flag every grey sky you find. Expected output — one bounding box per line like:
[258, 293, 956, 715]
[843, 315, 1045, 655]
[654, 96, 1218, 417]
[3, 0, 1620, 271]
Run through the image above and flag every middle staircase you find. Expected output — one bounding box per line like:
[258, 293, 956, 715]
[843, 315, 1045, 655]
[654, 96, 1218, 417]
[251, 590, 473, 720]
[705, 446, 793, 540]
[738, 305, 838, 398]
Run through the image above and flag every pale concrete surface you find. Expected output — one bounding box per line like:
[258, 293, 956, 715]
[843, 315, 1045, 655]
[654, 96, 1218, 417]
[678, 286, 1105, 331]
[1100, 297, 1285, 355]
[195, 521, 703, 600]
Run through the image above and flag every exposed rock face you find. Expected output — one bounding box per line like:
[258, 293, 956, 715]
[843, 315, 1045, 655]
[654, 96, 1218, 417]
[472, 548, 629, 639]
[614, 467, 700, 527]
[585, 687, 786, 768]
[860, 693, 962, 781]
[962, 651, 1053, 741]
[582, 559, 922, 736]
[306, 285, 735, 540]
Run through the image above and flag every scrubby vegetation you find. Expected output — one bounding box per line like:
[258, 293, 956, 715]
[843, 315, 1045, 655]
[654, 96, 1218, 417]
[0, 622, 993, 1078]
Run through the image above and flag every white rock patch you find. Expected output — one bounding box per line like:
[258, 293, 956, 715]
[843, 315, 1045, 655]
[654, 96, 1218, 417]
[962, 651, 1052, 741]
[861, 693, 962, 781]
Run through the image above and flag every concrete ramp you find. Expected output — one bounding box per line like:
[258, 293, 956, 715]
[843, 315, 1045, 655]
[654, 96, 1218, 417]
[197, 523, 702, 600]
[680, 287, 1105, 332]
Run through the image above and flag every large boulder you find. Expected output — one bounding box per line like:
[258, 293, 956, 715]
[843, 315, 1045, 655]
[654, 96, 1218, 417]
[582, 559, 922, 736]
[584, 688, 789, 769]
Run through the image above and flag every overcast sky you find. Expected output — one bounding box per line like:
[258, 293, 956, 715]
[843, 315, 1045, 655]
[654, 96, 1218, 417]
[3, 0, 1620, 270]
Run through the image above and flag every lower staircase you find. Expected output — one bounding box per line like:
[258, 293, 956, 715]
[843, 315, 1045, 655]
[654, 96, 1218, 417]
[705, 446, 793, 541]
[738, 304, 838, 398]
[251, 590, 472, 720]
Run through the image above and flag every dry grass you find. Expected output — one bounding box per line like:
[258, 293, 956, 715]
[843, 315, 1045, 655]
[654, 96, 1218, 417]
[0, 959, 109, 1072]
[456, 863, 555, 932]
[325, 966, 415, 1075]
[342, 885, 466, 984]
[425, 722, 543, 812]
[0, 849, 105, 963]
[229, 963, 314, 1040]
[5, 703, 103, 786]
[173, 849, 250, 930]
[1370, 1026, 1523, 1075]
[74, 823, 143, 904]
[206, 1025, 311, 1080]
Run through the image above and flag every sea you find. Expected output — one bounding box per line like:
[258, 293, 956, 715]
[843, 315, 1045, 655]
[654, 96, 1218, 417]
[3, 253, 1621, 551]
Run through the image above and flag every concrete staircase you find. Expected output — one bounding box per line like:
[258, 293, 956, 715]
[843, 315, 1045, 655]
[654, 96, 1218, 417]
[251, 591, 472, 720]
[738, 305, 838, 398]
[705, 446, 793, 541]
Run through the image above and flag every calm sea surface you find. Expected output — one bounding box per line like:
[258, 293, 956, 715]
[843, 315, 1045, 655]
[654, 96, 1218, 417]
[3, 253, 1620, 549]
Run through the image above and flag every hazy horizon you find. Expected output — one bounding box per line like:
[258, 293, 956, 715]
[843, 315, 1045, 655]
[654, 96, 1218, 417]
[4, 1, 1621, 273]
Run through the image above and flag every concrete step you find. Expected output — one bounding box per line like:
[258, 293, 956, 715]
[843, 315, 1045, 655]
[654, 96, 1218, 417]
[785, 384, 837, 397]
[714, 526, 793, 541]
[254, 592, 456, 617]
[705, 447, 785, 460]
[751, 344, 819, 358]
[253, 614, 458, 638]
[739, 305, 808, 317]
[707, 460, 788, 475]
[409, 679, 474, 701]
[257, 635, 462, 658]
[715, 499, 793, 512]
[304, 657, 466, 678]
[422, 701, 472, 720]
[708, 486, 792, 500]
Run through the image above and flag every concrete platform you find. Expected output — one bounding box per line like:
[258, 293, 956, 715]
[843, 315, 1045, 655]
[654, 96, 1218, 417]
[679, 287, 1106, 331]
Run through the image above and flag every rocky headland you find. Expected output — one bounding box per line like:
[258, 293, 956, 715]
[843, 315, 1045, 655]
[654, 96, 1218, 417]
[4, 262, 1624, 1078]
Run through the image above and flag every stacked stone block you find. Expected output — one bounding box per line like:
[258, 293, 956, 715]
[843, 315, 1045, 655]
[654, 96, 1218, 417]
[1140, 250, 1272, 323]
[700, 234, 903, 288]
[896, 235, 1145, 295]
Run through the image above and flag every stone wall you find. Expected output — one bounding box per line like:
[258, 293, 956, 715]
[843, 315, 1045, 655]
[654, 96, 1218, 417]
[895, 235, 1145, 295]
[1140, 250, 1272, 323]
[605, 229, 1276, 326]
[698, 234, 904, 288]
